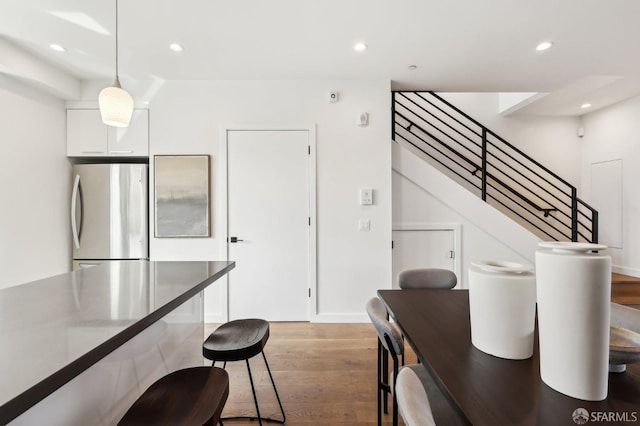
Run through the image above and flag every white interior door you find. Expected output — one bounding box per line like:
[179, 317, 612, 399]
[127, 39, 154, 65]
[392, 229, 456, 288]
[227, 129, 310, 321]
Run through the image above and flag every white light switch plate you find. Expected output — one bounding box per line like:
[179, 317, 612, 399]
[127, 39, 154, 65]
[359, 219, 371, 231]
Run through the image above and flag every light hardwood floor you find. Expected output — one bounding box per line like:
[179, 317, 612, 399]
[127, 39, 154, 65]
[204, 322, 416, 426]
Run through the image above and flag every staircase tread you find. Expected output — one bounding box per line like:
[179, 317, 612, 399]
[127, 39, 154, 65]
[612, 274, 640, 309]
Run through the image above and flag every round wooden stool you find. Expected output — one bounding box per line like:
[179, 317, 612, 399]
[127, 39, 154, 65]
[118, 366, 229, 426]
[203, 319, 285, 425]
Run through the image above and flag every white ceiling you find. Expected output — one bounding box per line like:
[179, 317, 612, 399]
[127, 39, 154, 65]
[2, 0, 640, 116]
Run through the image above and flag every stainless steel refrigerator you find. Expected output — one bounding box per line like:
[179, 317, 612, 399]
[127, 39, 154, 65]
[71, 163, 148, 270]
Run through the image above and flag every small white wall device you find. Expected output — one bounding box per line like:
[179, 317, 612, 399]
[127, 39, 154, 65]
[360, 188, 373, 205]
[329, 91, 339, 103]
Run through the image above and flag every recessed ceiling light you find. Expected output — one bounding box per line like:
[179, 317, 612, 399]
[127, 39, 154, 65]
[536, 41, 553, 51]
[581, 103, 592, 109]
[49, 44, 66, 52]
[354, 42, 367, 52]
[169, 43, 184, 52]
[408, 65, 418, 71]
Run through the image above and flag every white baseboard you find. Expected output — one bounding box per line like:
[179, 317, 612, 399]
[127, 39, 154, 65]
[311, 313, 370, 323]
[206, 314, 370, 324]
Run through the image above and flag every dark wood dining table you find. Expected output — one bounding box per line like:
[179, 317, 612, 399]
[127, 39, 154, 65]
[378, 289, 640, 426]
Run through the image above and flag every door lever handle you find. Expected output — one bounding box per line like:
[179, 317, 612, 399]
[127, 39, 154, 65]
[228, 236, 244, 243]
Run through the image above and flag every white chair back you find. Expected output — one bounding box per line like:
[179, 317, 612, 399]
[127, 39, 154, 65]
[365, 297, 404, 357]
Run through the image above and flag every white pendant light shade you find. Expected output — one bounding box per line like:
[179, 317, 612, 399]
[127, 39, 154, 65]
[99, 79, 133, 127]
[99, 0, 133, 128]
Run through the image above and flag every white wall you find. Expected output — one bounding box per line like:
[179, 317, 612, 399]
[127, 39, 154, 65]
[498, 92, 542, 114]
[82, 79, 392, 322]
[0, 75, 71, 288]
[580, 95, 640, 276]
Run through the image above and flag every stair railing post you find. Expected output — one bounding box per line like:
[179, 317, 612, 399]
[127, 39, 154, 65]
[391, 92, 396, 141]
[481, 128, 487, 201]
[592, 209, 599, 244]
[571, 188, 578, 241]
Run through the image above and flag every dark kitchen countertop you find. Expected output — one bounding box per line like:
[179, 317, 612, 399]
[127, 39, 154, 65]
[0, 260, 235, 424]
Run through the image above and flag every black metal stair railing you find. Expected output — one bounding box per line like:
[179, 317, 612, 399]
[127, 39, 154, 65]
[392, 91, 598, 243]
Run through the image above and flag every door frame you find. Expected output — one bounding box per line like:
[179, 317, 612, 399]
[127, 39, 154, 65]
[219, 124, 317, 322]
[392, 222, 462, 287]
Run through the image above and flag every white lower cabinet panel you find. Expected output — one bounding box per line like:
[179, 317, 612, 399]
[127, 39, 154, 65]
[9, 293, 204, 426]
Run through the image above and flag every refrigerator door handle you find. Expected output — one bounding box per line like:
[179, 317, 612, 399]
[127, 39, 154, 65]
[71, 174, 82, 249]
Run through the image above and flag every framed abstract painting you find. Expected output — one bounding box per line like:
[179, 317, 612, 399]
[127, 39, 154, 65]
[154, 155, 210, 237]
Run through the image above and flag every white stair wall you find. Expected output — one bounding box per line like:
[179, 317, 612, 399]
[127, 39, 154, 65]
[393, 141, 542, 287]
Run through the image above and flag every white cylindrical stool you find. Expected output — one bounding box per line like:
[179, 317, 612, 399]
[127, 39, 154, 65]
[469, 260, 536, 360]
[535, 241, 611, 401]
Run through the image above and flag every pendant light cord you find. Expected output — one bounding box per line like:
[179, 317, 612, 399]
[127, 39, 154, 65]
[115, 0, 119, 80]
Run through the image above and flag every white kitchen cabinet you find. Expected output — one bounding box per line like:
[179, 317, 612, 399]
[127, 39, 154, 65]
[67, 109, 149, 157]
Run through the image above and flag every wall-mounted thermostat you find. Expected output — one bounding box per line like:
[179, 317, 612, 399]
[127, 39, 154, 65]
[360, 188, 373, 205]
[329, 91, 339, 103]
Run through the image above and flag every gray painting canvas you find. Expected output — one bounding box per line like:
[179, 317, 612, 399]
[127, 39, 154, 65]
[154, 155, 210, 237]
